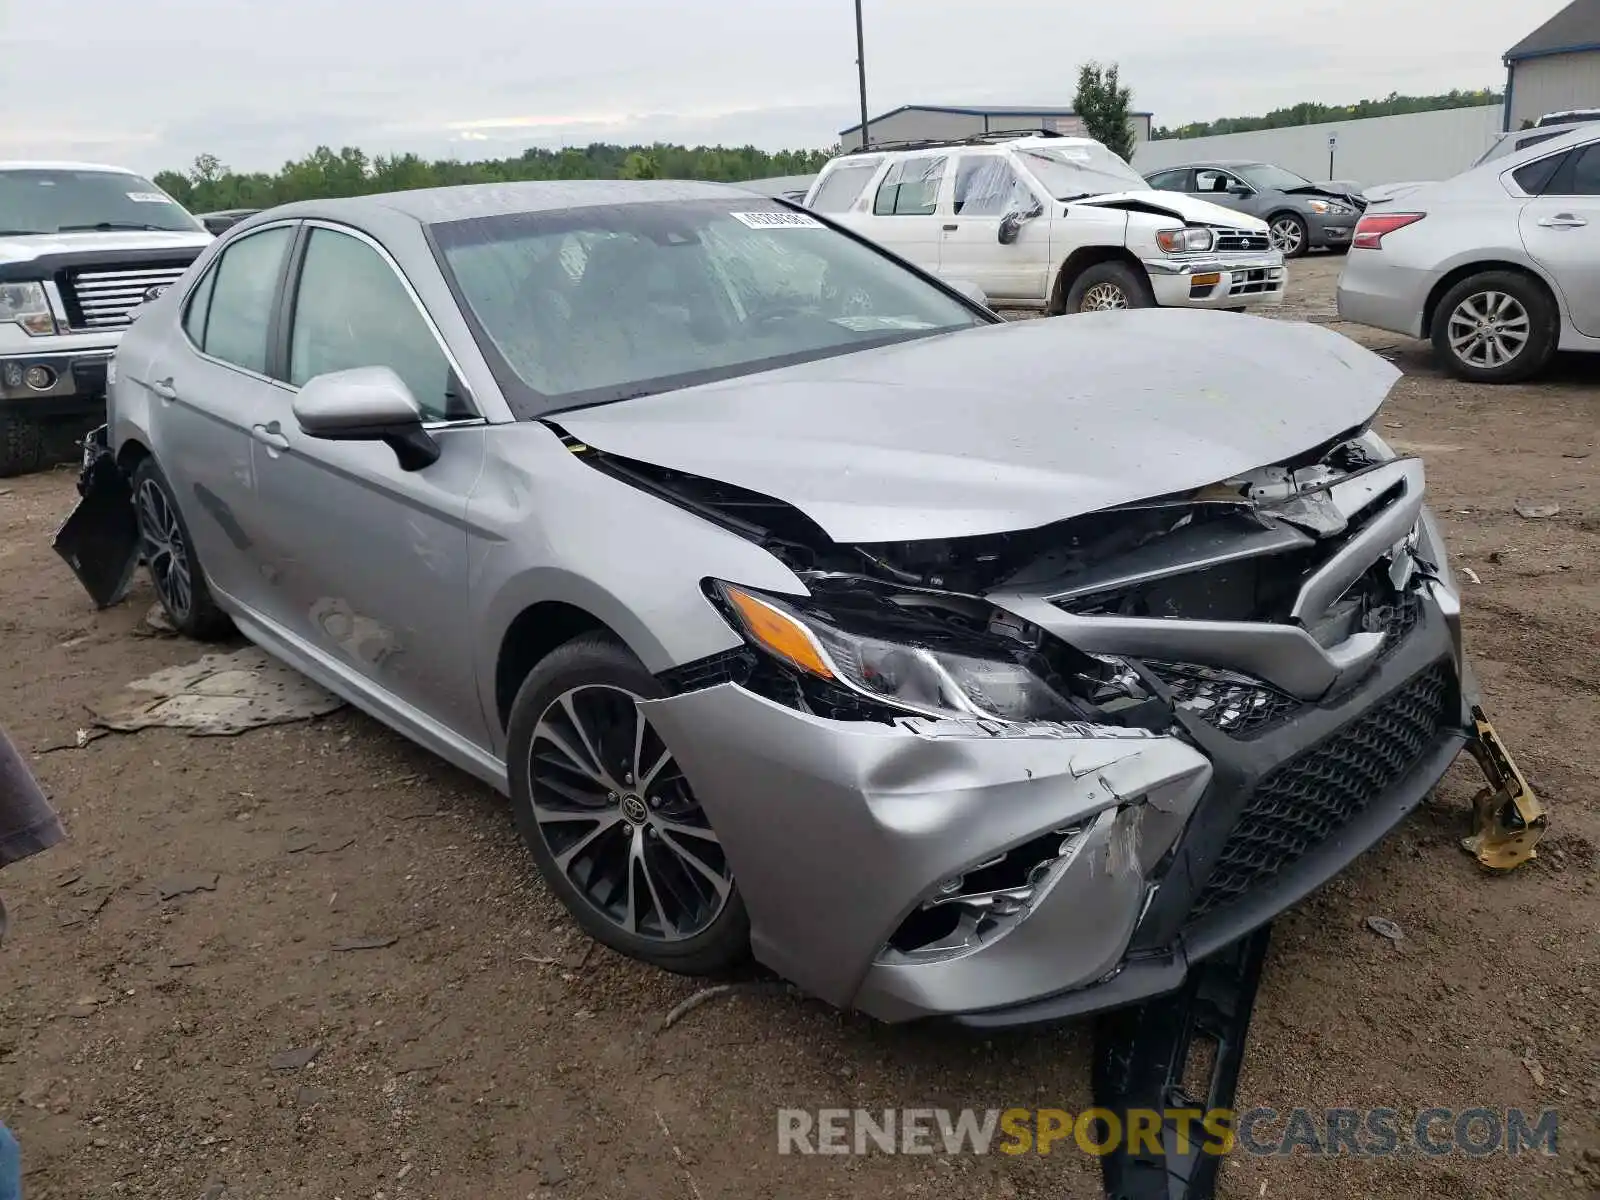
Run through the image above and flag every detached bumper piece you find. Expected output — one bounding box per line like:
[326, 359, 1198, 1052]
[52, 424, 140, 609]
[1462, 706, 1547, 870]
[1093, 925, 1272, 1200]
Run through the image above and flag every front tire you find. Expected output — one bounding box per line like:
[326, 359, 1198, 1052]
[506, 633, 750, 975]
[1064, 262, 1155, 314]
[1269, 212, 1310, 258]
[0, 411, 45, 478]
[131, 458, 233, 640]
[1429, 271, 1558, 385]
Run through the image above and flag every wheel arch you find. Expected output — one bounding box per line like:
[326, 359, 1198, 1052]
[1422, 261, 1561, 338]
[1048, 246, 1148, 314]
[493, 600, 622, 732]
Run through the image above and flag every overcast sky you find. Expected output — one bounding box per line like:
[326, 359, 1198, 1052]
[1, 0, 1559, 176]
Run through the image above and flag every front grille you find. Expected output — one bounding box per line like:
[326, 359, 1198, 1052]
[61, 263, 190, 329]
[1215, 228, 1271, 252]
[1147, 662, 1302, 738]
[1228, 267, 1283, 296]
[1187, 660, 1452, 922]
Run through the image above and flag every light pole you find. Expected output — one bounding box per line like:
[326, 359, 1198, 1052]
[855, 0, 870, 149]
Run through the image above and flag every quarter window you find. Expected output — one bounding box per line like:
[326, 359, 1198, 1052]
[873, 156, 946, 216]
[1513, 152, 1568, 196]
[287, 227, 465, 420]
[809, 161, 878, 213]
[1547, 143, 1600, 196]
[197, 226, 293, 375]
[182, 261, 217, 347]
[1145, 169, 1189, 191]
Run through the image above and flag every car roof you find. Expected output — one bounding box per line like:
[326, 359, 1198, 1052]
[262, 179, 762, 226]
[0, 160, 143, 174]
[1148, 160, 1263, 172]
[835, 134, 1103, 161]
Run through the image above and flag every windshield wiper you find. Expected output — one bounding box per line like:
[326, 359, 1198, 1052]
[0, 229, 47, 236]
[57, 222, 168, 232]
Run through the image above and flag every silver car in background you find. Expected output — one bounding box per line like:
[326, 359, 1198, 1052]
[1338, 125, 1600, 383]
[60, 180, 1483, 1027]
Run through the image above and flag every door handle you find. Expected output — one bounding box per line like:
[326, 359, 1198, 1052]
[250, 423, 290, 453]
[1537, 214, 1588, 228]
[150, 377, 178, 401]
[942, 224, 959, 231]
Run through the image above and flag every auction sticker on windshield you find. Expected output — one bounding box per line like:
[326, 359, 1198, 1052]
[126, 192, 171, 203]
[730, 211, 824, 229]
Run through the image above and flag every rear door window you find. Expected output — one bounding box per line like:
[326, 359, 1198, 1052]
[873, 156, 947, 215]
[195, 225, 293, 375]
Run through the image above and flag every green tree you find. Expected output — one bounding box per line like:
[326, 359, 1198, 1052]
[1152, 88, 1503, 140]
[621, 150, 660, 180]
[1074, 62, 1136, 161]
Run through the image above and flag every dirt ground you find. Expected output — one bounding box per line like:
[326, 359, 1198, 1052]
[0, 254, 1596, 1200]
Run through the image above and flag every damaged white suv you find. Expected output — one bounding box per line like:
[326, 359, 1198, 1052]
[805, 134, 1286, 313]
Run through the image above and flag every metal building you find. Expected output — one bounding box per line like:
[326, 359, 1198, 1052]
[839, 105, 1153, 152]
[1504, 0, 1600, 130]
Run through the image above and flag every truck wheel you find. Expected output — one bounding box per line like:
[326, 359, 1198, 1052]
[1065, 263, 1154, 313]
[1429, 271, 1558, 385]
[131, 458, 234, 640]
[0, 412, 46, 478]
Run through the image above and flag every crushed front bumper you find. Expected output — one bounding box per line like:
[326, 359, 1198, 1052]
[1144, 253, 1286, 308]
[642, 588, 1469, 1027]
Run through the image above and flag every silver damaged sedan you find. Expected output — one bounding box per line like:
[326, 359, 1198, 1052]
[57, 180, 1508, 1027]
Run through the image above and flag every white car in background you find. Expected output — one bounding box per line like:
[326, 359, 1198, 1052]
[804, 134, 1285, 314]
[1338, 123, 1600, 383]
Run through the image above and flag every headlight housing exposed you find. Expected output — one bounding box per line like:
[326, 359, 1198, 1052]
[715, 582, 1083, 723]
[0, 282, 55, 335]
[1305, 200, 1353, 216]
[1155, 226, 1215, 254]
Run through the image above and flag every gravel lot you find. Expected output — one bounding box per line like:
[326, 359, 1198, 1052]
[0, 255, 1596, 1200]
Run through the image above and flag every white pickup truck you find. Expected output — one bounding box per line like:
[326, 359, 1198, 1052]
[803, 134, 1286, 314]
[0, 162, 212, 475]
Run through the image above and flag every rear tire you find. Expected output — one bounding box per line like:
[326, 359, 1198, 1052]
[0, 412, 45, 478]
[131, 458, 233, 640]
[1429, 271, 1558, 385]
[506, 633, 750, 976]
[1064, 262, 1155, 314]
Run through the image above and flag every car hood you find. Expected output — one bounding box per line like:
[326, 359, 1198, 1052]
[1075, 190, 1269, 230]
[553, 309, 1400, 544]
[0, 229, 212, 266]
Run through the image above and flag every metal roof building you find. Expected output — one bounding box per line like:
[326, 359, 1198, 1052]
[1504, 0, 1600, 129]
[839, 104, 1153, 152]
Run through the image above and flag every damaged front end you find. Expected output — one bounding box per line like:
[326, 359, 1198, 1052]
[578, 422, 1544, 1022]
[52, 424, 142, 610]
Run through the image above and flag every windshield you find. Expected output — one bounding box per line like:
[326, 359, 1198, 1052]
[1235, 164, 1315, 192]
[431, 199, 989, 417]
[0, 169, 202, 235]
[1016, 144, 1148, 199]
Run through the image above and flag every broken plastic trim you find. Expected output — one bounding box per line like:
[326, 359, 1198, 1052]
[1462, 706, 1548, 870]
[53, 427, 141, 610]
[1092, 924, 1272, 1200]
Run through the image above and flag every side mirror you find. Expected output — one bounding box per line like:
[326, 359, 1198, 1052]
[942, 278, 989, 308]
[292, 366, 440, 472]
[1227, 184, 1253, 197]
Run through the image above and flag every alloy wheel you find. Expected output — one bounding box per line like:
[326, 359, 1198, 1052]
[1080, 282, 1130, 311]
[527, 684, 732, 941]
[1269, 217, 1305, 255]
[136, 477, 193, 621]
[1447, 291, 1531, 370]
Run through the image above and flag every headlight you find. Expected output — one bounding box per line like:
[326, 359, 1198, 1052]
[1305, 200, 1352, 216]
[716, 583, 1081, 723]
[0, 282, 55, 335]
[1155, 227, 1215, 254]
